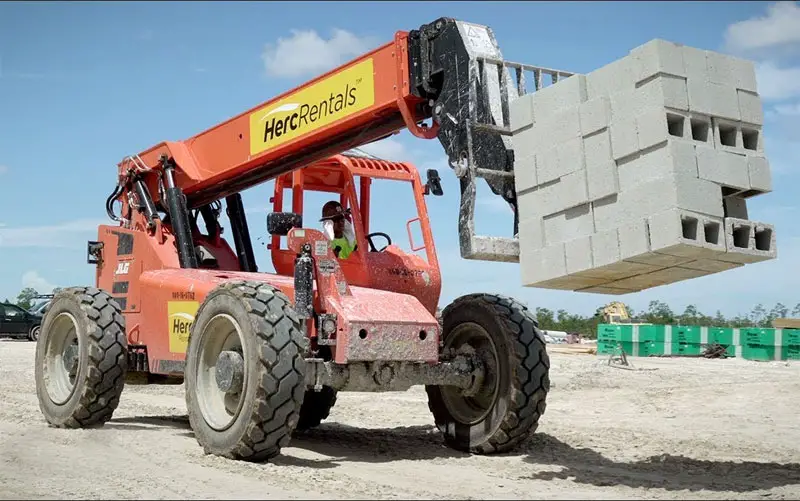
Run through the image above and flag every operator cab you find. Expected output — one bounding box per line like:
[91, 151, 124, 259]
[267, 149, 444, 312]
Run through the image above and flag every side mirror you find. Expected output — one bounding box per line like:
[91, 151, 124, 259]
[425, 169, 443, 196]
[267, 212, 303, 236]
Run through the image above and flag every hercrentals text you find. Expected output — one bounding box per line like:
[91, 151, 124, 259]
[263, 84, 358, 144]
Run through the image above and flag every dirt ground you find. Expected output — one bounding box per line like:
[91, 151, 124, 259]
[2, 339, 800, 500]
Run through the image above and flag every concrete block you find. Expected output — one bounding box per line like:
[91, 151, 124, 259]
[513, 154, 538, 194]
[680, 258, 743, 273]
[518, 215, 545, 251]
[629, 39, 687, 82]
[534, 145, 561, 185]
[587, 261, 666, 281]
[579, 97, 612, 137]
[509, 93, 534, 132]
[534, 107, 582, 145]
[723, 195, 748, 219]
[551, 137, 585, 182]
[681, 46, 708, 79]
[590, 228, 620, 267]
[747, 155, 772, 193]
[713, 117, 741, 150]
[717, 218, 777, 264]
[531, 74, 588, 119]
[520, 242, 567, 285]
[586, 56, 637, 100]
[696, 145, 750, 191]
[687, 80, 740, 121]
[706, 51, 758, 93]
[543, 203, 595, 246]
[737, 89, 763, 126]
[609, 117, 638, 161]
[639, 74, 689, 111]
[565, 236, 594, 274]
[674, 173, 724, 217]
[587, 160, 619, 202]
[618, 218, 693, 267]
[740, 125, 764, 153]
[647, 208, 725, 259]
[604, 265, 711, 290]
[534, 169, 590, 215]
[583, 129, 613, 168]
[617, 140, 698, 193]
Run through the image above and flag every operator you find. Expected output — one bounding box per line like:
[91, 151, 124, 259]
[320, 201, 357, 259]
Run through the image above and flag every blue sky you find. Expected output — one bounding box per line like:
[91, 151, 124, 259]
[0, 1, 798, 317]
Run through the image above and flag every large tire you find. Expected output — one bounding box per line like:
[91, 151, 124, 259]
[29, 325, 40, 342]
[185, 281, 307, 462]
[296, 386, 337, 431]
[425, 293, 549, 454]
[34, 287, 127, 428]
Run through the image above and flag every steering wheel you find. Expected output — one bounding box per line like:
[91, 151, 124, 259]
[366, 232, 391, 252]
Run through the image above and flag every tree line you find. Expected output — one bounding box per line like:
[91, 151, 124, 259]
[4, 287, 798, 338]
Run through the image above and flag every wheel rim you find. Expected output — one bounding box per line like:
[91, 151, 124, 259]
[31, 326, 40, 340]
[195, 313, 248, 432]
[439, 321, 500, 425]
[43, 313, 80, 406]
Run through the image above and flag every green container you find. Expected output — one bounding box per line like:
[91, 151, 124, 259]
[637, 324, 664, 343]
[673, 325, 702, 344]
[782, 345, 800, 361]
[596, 341, 664, 357]
[597, 324, 633, 343]
[742, 344, 776, 361]
[708, 327, 734, 346]
[783, 329, 800, 346]
[671, 343, 703, 356]
[724, 345, 736, 357]
[742, 328, 775, 346]
[596, 340, 627, 355]
[638, 341, 665, 357]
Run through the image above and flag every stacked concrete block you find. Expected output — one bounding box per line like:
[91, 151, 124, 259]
[513, 38, 776, 294]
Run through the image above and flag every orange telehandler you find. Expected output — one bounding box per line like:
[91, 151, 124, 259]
[34, 18, 563, 461]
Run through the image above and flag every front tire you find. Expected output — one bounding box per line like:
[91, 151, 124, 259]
[29, 325, 40, 342]
[425, 293, 550, 454]
[185, 281, 307, 462]
[34, 287, 127, 428]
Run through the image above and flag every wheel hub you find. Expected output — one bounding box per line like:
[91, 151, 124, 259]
[63, 344, 79, 377]
[215, 350, 244, 394]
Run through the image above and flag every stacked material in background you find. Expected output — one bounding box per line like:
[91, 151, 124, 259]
[510, 39, 776, 294]
[595, 323, 800, 361]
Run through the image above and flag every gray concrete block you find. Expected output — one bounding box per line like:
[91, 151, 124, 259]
[639, 74, 689, 111]
[696, 145, 750, 191]
[587, 160, 619, 202]
[617, 140, 698, 193]
[717, 218, 777, 264]
[583, 129, 613, 168]
[609, 117, 638, 161]
[531, 74, 588, 119]
[509, 93, 535, 132]
[586, 260, 666, 281]
[748, 155, 772, 193]
[617, 217, 693, 267]
[723, 195, 748, 219]
[682, 46, 708, 79]
[604, 265, 712, 290]
[590, 228, 620, 267]
[534, 145, 561, 185]
[534, 106, 582, 145]
[687, 80, 740, 121]
[543, 203, 595, 246]
[565, 236, 594, 274]
[556, 137, 586, 179]
[518, 215, 545, 251]
[513, 154, 538, 194]
[647, 208, 725, 259]
[629, 39, 687, 82]
[586, 56, 637, 100]
[674, 173, 724, 217]
[520, 242, 567, 286]
[706, 51, 758, 93]
[737, 89, 763, 126]
[535, 168, 590, 215]
[579, 97, 612, 137]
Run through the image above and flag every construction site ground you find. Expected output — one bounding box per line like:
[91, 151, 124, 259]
[1, 339, 799, 500]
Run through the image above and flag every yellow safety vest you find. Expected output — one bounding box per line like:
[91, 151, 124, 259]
[330, 237, 356, 259]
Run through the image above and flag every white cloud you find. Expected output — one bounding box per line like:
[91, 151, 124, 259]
[0, 218, 105, 249]
[755, 61, 800, 101]
[21, 271, 57, 294]
[724, 1, 800, 53]
[261, 28, 377, 78]
[356, 137, 408, 160]
[0, 165, 7, 175]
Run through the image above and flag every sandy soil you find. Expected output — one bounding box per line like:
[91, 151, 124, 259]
[2, 339, 800, 500]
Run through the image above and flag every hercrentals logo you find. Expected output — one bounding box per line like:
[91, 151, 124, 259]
[249, 58, 375, 155]
[167, 300, 199, 353]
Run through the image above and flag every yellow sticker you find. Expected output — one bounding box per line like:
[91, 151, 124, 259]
[168, 300, 199, 353]
[249, 58, 375, 156]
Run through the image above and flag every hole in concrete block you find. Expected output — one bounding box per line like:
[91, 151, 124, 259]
[690, 118, 710, 142]
[703, 221, 721, 245]
[667, 113, 685, 137]
[681, 216, 699, 241]
[742, 128, 759, 150]
[755, 227, 772, 251]
[719, 124, 737, 146]
[732, 225, 751, 249]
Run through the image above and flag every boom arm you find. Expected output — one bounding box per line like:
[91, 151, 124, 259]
[113, 17, 573, 263]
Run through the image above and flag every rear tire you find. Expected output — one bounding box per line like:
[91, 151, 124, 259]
[296, 386, 337, 431]
[425, 293, 549, 454]
[34, 287, 127, 428]
[29, 325, 40, 342]
[185, 281, 307, 462]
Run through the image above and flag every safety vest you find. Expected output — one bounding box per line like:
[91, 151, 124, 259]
[330, 237, 356, 259]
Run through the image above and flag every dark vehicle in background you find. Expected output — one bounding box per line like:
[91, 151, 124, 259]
[0, 302, 44, 341]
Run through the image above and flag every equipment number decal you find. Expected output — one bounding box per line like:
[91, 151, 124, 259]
[115, 262, 130, 275]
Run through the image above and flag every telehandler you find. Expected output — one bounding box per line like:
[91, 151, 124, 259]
[34, 17, 556, 461]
